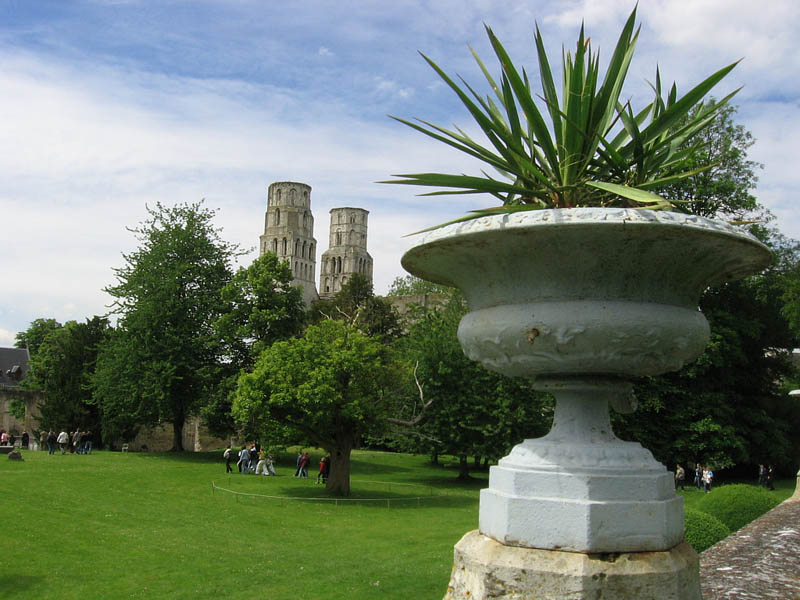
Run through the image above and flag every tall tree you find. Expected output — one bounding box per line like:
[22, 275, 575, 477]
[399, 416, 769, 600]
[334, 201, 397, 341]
[612, 105, 800, 472]
[387, 275, 453, 297]
[397, 293, 553, 478]
[661, 100, 761, 219]
[311, 273, 401, 342]
[14, 318, 63, 357]
[93, 201, 240, 450]
[234, 319, 402, 495]
[205, 252, 306, 438]
[22, 317, 111, 436]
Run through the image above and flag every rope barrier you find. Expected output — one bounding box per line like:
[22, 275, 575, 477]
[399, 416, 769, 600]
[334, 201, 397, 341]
[210, 479, 444, 508]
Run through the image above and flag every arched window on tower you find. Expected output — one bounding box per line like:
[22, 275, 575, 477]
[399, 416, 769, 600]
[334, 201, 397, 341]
[271, 238, 277, 253]
[275, 189, 282, 204]
[336, 256, 342, 273]
[350, 215, 355, 223]
[295, 239, 300, 256]
[289, 189, 296, 205]
[275, 208, 281, 226]
[304, 191, 308, 206]
[336, 232, 342, 245]
[282, 238, 287, 255]
[302, 241, 307, 259]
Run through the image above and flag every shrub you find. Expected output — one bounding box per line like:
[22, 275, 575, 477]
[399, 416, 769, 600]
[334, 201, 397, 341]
[684, 509, 731, 553]
[694, 484, 780, 532]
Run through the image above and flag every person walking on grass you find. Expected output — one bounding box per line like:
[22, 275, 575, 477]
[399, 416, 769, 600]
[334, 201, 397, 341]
[57, 429, 69, 454]
[224, 444, 233, 473]
[758, 464, 767, 487]
[237, 444, 249, 474]
[294, 452, 303, 477]
[248, 444, 259, 474]
[299, 452, 310, 478]
[767, 465, 775, 490]
[316, 456, 329, 484]
[73, 429, 82, 454]
[694, 463, 703, 490]
[702, 466, 714, 493]
[674, 464, 685, 491]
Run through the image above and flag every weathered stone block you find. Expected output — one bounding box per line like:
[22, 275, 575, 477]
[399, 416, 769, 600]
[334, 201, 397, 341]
[444, 530, 700, 600]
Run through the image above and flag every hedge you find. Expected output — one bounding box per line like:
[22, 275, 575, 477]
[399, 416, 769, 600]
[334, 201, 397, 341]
[694, 484, 780, 532]
[684, 509, 731, 553]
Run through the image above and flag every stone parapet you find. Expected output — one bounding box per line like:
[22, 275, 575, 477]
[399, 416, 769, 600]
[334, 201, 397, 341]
[444, 530, 700, 599]
[700, 499, 800, 599]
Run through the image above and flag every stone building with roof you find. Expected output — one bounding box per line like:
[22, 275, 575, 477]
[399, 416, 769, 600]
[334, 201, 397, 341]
[0, 347, 42, 440]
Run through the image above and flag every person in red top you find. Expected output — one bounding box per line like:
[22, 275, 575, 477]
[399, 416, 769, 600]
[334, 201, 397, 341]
[299, 452, 310, 478]
[316, 456, 329, 484]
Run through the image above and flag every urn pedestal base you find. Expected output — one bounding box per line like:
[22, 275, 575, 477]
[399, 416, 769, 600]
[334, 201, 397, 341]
[443, 531, 701, 600]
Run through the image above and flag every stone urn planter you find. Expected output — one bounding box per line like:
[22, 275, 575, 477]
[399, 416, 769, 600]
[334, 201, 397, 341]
[401, 208, 771, 598]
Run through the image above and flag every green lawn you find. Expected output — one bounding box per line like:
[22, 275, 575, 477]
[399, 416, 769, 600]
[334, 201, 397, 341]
[0, 448, 485, 599]
[1, 449, 794, 599]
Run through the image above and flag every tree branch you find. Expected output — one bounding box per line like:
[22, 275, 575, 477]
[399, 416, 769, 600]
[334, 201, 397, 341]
[385, 362, 434, 427]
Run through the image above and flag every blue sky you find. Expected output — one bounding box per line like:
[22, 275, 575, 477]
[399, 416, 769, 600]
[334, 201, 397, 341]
[1, 0, 798, 345]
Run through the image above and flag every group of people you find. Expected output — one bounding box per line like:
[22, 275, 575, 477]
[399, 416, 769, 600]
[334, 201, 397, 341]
[758, 464, 776, 490]
[43, 429, 93, 455]
[225, 443, 276, 476]
[0, 429, 30, 448]
[223, 446, 331, 483]
[674, 463, 714, 492]
[295, 451, 331, 483]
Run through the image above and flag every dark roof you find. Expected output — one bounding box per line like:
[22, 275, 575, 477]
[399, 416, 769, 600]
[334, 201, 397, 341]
[0, 347, 30, 388]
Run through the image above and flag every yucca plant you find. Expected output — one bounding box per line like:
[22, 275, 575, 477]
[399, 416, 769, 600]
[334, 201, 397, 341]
[384, 7, 740, 230]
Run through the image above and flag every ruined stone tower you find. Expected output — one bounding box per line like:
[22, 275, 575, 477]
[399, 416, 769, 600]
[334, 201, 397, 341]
[319, 207, 372, 299]
[259, 181, 319, 306]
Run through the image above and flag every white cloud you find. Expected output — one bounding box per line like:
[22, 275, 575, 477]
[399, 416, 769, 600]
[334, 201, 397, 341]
[0, 328, 16, 347]
[0, 1, 798, 340]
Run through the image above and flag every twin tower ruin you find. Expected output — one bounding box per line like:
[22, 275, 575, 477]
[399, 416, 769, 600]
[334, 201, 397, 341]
[258, 181, 373, 306]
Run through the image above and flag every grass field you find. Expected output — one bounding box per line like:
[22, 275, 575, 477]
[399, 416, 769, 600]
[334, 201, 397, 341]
[0, 448, 485, 599]
[1, 448, 794, 599]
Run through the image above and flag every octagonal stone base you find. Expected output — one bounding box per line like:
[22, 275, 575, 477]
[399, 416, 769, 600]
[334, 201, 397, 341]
[444, 531, 700, 600]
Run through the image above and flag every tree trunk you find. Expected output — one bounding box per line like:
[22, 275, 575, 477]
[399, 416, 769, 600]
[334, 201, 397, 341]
[457, 455, 471, 480]
[474, 455, 481, 467]
[430, 450, 439, 465]
[171, 420, 184, 452]
[326, 444, 353, 496]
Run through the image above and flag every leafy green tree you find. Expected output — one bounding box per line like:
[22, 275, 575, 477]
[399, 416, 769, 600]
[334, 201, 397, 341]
[234, 319, 402, 495]
[215, 252, 306, 371]
[612, 106, 800, 471]
[15, 318, 63, 357]
[92, 201, 240, 450]
[23, 317, 111, 437]
[659, 101, 761, 219]
[397, 293, 552, 479]
[311, 273, 401, 342]
[387, 275, 452, 297]
[205, 252, 307, 438]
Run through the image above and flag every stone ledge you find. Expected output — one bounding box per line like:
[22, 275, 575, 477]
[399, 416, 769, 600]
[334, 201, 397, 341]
[444, 530, 700, 599]
[700, 500, 800, 599]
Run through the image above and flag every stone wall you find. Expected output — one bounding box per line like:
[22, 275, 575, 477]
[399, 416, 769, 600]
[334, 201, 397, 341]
[125, 416, 230, 452]
[0, 387, 43, 437]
